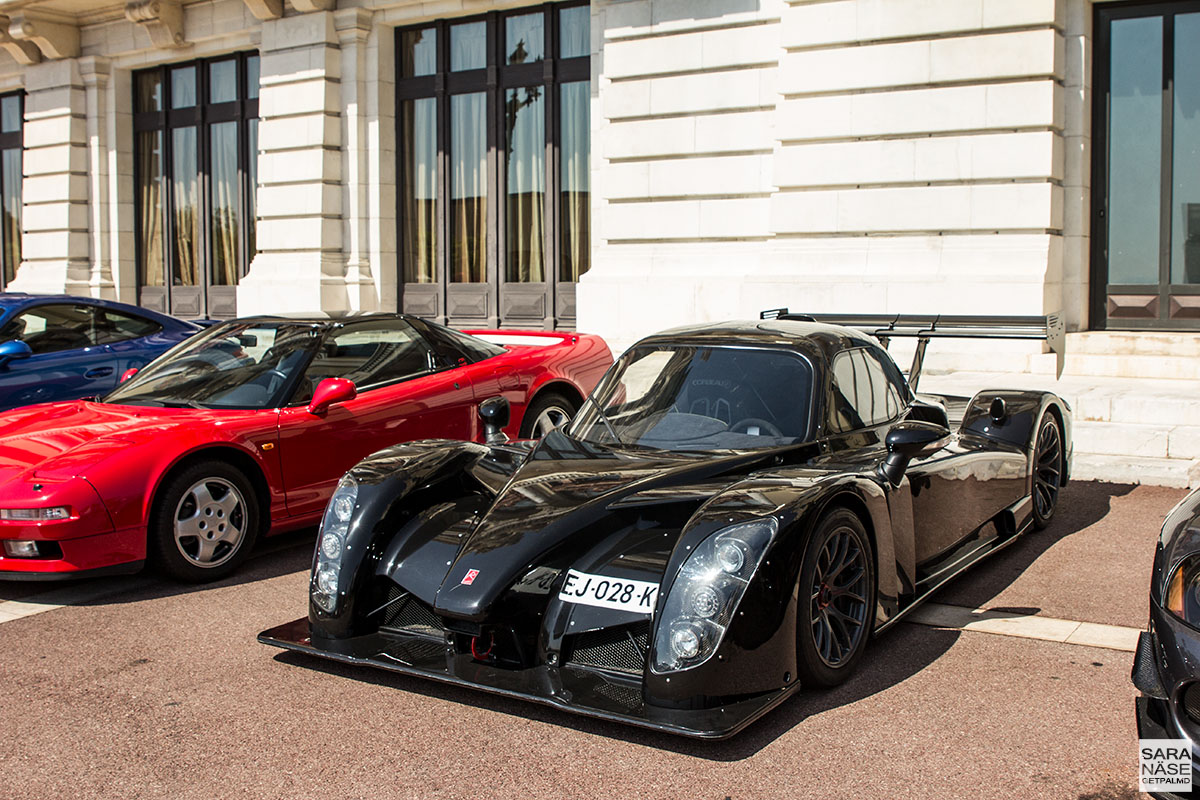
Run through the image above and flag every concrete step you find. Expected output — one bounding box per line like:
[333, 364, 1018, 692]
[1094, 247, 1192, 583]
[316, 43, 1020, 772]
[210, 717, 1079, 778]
[1069, 453, 1200, 489]
[1072, 421, 1200, 460]
[1070, 331, 1200, 358]
[919, 371, 1200, 427]
[1030, 353, 1200, 381]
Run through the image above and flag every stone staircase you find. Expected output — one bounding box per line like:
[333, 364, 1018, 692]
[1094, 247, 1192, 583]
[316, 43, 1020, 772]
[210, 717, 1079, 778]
[917, 332, 1200, 489]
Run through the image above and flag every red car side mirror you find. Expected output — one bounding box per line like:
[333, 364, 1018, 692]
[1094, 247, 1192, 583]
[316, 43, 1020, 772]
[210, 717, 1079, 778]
[120, 368, 139, 383]
[307, 378, 356, 415]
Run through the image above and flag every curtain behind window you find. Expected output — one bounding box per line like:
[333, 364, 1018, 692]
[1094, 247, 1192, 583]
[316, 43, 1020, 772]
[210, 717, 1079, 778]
[171, 126, 200, 287]
[560, 81, 589, 282]
[506, 86, 544, 282]
[451, 92, 486, 282]
[138, 130, 164, 286]
[402, 98, 437, 283]
[210, 121, 239, 285]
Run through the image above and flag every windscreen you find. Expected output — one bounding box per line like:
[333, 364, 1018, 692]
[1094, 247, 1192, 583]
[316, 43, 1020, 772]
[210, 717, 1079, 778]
[103, 321, 322, 410]
[568, 345, 814, 451]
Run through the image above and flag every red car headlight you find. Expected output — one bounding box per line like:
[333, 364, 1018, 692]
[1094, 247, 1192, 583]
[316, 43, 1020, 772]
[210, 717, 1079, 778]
[0, 506, 71, 522]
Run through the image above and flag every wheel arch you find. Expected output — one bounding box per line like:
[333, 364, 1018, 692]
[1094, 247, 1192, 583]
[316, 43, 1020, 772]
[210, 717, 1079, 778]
[146, 444, 273, 537]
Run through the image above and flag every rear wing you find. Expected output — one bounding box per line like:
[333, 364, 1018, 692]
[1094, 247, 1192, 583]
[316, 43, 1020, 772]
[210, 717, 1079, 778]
[759, 309, 1065, 391]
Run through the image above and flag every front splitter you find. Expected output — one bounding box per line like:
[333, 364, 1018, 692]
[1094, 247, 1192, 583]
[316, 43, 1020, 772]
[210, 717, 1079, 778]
[259, 617, 797, 739]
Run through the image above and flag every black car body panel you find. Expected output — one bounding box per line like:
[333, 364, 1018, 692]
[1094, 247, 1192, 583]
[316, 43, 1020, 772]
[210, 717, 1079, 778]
[261, 318, 1073, 737]
[1133, 488, 1200, 797]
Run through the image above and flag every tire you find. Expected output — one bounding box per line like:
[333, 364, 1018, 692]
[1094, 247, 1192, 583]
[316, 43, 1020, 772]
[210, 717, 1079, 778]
[519, 391, 578, 439]
[1031, 412, 1064, 530]
[148, 461, 260, 582]
[796, 508, 876, 688]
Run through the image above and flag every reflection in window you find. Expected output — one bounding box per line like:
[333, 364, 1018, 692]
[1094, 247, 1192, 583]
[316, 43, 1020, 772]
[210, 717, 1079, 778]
[506, 87, 544, 282]
[1175, 13, 1200, 283]
[451, 93, 487, 282]
[506, 13, 544, 64]
[561, 81, 589, 281]
[0, 92, 21, 288]
[401, 27, 437, 77]
[135, 54, 260, 307]
[402, 98, 437, 283]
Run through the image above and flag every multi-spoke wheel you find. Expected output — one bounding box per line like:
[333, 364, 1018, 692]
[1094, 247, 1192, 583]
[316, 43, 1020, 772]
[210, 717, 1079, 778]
[519, 392, 579, 439]
[1032, 412, 1064, 530]
[796, 508, 875, 687]
[150, 461, 260, 582]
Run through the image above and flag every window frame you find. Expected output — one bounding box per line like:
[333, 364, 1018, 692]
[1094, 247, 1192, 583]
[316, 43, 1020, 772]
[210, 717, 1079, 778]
[395, 1, 590, 329]
[0, 91, 22, 290]
[133, 53, 260, 311]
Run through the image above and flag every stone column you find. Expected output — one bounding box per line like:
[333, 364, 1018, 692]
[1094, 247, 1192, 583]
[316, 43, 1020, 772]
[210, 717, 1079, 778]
[334, 7, 377, 312]
[10, 58, 91, 295]
[237, 11, 344, 315]
[80, 55, 114, 299]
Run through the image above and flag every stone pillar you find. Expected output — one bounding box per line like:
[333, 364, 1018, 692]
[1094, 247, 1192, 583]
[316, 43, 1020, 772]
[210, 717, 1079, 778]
[237, 11, 344, 315]
[334, 7, 377, 312]
[80, 56, 114, 299]
[10, 58, 91, 295]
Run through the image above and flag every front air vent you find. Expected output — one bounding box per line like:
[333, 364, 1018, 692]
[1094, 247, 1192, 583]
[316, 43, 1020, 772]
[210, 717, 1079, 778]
[566, 621, 650, 676]
[380, 587, 444, 639]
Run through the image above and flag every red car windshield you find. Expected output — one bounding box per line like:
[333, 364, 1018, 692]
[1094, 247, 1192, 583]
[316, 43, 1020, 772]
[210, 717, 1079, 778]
[103, 322, 322, 410]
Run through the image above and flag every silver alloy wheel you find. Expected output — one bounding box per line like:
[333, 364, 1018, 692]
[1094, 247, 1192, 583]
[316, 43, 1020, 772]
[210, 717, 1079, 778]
[172, 477, 247, 568]
[531, 404, 570, 438]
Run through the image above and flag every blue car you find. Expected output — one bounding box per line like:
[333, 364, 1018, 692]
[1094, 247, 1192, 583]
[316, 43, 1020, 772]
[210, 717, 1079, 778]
[0, 294, 201, 411]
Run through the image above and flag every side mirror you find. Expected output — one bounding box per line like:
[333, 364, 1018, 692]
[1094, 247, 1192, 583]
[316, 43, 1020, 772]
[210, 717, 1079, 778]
[0, 339, 32, 368]
[479, 396, 510, 444]
[120, 367, 139, 383]
[307, 378, 356, 415]
[988, 396, 1007, 425]
[880, 420, 951, 487]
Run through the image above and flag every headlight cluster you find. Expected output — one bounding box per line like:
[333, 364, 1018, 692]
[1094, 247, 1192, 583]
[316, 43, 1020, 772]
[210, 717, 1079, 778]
[0, 507, 70, 521]
[652, 517, 779, 673]
[311, 476, 357, 613]
[1166, 555, 1200, 626]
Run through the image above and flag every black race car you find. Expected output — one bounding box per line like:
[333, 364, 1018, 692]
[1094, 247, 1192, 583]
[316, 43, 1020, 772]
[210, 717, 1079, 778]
[260, 311, 1072, 738]
[1134, 487, 1200, 798]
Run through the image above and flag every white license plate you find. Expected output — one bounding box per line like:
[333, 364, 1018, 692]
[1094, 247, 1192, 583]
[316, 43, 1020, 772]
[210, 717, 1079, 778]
[558, 569, 659, 615]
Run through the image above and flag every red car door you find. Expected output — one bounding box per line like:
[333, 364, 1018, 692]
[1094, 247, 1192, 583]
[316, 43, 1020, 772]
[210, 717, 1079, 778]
[276, 318, 477, 519]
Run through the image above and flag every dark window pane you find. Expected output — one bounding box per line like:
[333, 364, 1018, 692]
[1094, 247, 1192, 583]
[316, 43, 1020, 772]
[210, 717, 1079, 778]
[94, 309, 161, 344]
[402, 98, 437, 284]
[0, 95, 20, 133]
[247, 117, 258, 261]
[1, 147, 19, 285]
[451, 92, 487, 283]
[506, 13, 544, 64]
[828, 349, 898, 432]
[11, 305, 97, 354]
[400, 27, 437, 77]
[137, 130, 164, 287]
[209, 60, 237, 104]
[170, 67, 196, 108]
[1108, 16, 1163, 285]
[1174, 13, 1200, 284]
[451, 21, 486, 71]
[246, 55, 260, 100]
[136, 71, 162, 114]
[560, 6, 589, 59]
[506, 86, 544, 282]
[171, 126, 200, 286]
[294, 321, 432, 403]
[560, 81, 589, 281]
[210, 121, 239, 285]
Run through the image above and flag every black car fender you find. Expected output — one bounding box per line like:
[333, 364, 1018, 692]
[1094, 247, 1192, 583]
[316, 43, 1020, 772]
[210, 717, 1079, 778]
[644, 470, 892, 706]
[309, 439, 524, 641]
[960, 390, 1072, 483]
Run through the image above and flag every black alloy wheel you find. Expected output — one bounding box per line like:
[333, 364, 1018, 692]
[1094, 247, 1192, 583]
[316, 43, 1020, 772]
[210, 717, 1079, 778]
[796, 508, 875, 688]
[1032, 413, 1063, 530]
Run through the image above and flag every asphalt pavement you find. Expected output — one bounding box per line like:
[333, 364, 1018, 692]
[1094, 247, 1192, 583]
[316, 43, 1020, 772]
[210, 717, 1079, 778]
[0, 480, 1179, 799]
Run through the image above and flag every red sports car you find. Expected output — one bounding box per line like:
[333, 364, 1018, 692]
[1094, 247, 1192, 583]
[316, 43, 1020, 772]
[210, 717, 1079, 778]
[0, 314, 611, 581]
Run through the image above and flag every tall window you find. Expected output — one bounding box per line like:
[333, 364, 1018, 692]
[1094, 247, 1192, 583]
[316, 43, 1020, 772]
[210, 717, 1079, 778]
[134, 53, 259, 318]
[1094, 2, 1200, 328]
[397, 2, 590, 329]
[0, 92, 22, 289]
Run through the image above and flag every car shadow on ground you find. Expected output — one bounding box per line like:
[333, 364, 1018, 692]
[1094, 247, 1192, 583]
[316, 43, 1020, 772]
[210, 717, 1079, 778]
[267, 481, 1139, 761]
[0, 526, 317, 606]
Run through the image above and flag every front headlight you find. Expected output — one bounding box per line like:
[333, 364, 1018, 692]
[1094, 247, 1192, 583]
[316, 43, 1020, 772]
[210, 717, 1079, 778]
[311, 475, 358, 614]
[651, 517, 779, 673]
[1166, 555, 1200, 626]
[0, 507, 71, 521]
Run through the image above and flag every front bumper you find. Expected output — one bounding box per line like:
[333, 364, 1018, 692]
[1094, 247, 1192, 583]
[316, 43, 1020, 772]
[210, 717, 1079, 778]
[259, 618, 796, 739]
[1134, 616, 1200, 799]
[0, 525, 146, 579]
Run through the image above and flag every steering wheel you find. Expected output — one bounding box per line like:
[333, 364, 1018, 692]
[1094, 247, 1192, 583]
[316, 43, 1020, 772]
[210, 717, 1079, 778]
[729, 417, 783, 437]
